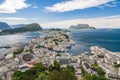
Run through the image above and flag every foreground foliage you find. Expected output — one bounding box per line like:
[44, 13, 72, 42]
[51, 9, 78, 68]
[81, 64, 109, 80]
[13, 61, 77, 80]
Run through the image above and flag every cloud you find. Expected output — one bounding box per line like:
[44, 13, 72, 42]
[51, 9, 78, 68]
[45, 0, 115, 12]
[33, 6, 38, 9]
[98, 1, 117, 9]
[0, 0, 30, 13]
[0, 17, 27, 20]
[42, 15, 120, 28]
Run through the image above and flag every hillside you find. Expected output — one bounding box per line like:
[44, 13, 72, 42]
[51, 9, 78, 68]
[70, 24, 95, 30]
[0, 23, 42, 35]
[10, 24, 27, 29]
[0, 22, 11, 30]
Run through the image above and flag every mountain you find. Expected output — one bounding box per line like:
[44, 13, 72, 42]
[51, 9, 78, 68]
[10, 24, 27, 29]
[0, 22, 11, 30]
[0, 23, 42, 35]
[70, 24, 95, 30]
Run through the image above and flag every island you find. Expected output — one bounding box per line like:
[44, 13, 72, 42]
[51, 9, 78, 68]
[0, 23, 42, 35]
[69, 24, 95, 30]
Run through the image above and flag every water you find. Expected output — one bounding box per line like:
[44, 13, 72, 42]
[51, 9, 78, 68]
[70, 29, 120, 55]
[0, 32, 42, 54]
[0, 29, 120, 56]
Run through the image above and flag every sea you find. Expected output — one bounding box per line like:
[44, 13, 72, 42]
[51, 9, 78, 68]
[0, 29, 120, 56]
[0, 32, 42, 56]
[69, 29, 120, 55]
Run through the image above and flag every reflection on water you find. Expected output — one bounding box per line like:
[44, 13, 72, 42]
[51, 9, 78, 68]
[0, 34, 27, 47]
[0, 32, 42, 55]
[0, 32, 42, 47]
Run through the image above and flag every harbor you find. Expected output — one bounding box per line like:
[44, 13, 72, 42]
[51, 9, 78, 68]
[0, 30, 120, 80]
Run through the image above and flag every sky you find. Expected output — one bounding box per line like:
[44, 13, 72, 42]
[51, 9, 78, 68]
[0, 0, 120, 28]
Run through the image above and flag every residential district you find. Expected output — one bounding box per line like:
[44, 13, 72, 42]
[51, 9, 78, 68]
[0, 30, 120, 80]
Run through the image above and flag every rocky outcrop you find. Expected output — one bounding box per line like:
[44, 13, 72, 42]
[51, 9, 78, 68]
[70, 24, 95, 30]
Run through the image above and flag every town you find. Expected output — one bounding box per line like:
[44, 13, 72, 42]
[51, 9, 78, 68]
[0, 30, 120, 80]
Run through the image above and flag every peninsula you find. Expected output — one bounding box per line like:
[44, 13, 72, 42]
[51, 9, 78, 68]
[0, 23, 42, 35]
[0, 30, 113, 80]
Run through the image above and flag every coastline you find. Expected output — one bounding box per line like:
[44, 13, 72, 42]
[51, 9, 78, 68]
[0, 30, 120, 80]
[0, 30, 76, 80]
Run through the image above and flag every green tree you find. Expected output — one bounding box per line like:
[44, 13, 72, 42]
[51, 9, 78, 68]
[30, 49, 34, 54]
[35, 73, 47, 80]
[66, 65, 75, 73]
[61, 69, 77, 80]
[13, 63, 47, 80]
[53, 60, 61, 71]
[97, 68, 106, 77]
[13, 48, 23, 57]
[48, 69, 77, 80]
[47, 70, 60, 80]
[83, 73, 92, 80]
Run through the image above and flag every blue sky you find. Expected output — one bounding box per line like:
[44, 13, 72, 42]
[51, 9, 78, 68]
[0, 0, 120, 28]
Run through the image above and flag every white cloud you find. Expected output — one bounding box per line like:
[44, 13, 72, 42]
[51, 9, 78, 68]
[0, 17, 27, 20]
[45, 0, 115, 12]
[0, 0, 30, 13]
[98, 1, 117, 9]
[42, 15, 120, 28]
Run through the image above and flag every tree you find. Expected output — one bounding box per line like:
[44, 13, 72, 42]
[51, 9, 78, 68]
[97, 68, 106, 77]
[47, 69, 77, 80]
[83, 73, 92, 80]
[114, 64, 120, 76]
[0, 78, 2, 80]
[35, 73, 47, 80]
[13, 63, 47, 80]
[94, 60, 98, 66]
[47, 70, 60, 80]
[53, 60, 61, 71]
[13, 48, 23, 57]
[61, 69, 77, 80]
[66, 65, 75, 73]
[30, 49, 34, 54]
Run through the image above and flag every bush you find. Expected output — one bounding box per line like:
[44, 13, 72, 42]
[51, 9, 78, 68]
[13, 63, 47, 80]
[114, 64, 120, 67]
[13, 48, 23, 57]
[30, 49, 34, 54]
[13, 62, 77, 80]
[97, 68, 106, 77]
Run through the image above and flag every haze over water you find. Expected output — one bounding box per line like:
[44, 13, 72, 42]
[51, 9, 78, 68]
[0, 32, 42, 55]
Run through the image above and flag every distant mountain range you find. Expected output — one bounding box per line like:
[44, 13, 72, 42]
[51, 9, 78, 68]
[0, 22, 11, 30]
[70, 24, 95, 30]
[10, 24, 27, 29]
[0, 23, 42, 35]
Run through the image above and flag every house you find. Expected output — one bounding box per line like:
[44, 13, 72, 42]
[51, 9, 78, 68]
[69, 63, 80, 68]
[18, 64, 34, 72]
[83, 63, 92, 74]
[107, 73, 120, 80]
[56, 56, 70, 67]
[23, 54, 34, 61]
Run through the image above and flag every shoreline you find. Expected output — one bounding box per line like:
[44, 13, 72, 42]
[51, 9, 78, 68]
[0, 30, 120, 80]
[0, 30, 76, 80]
